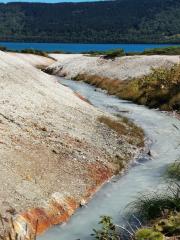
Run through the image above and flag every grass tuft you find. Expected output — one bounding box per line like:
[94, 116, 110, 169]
[128, 182, 180, 221]
[165, 160, 180, 181]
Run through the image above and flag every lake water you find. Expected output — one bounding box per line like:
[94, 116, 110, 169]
[0, 42, 180, 53]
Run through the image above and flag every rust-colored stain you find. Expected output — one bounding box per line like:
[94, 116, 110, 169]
[16, 196, 78, 236]
[84, 162, 113, 200]
[74, 92, 92, 105]
[88, 162, 112, 185]
[14, 162, 113, 238]
[21, 208, 50, 234]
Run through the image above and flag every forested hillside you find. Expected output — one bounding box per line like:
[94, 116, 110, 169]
[0, 0, 180, 43]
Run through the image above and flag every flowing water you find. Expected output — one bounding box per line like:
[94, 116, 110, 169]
[39, 79, 180, 240]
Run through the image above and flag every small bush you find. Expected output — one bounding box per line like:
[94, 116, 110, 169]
[0, 46, 7, 51]
[84, 48, 125, 59]
[135, 228, 164, 240]
[165, 160, 180, 181]
[154, 213, 180, 236]
[128, 183, 180, 221]
[91, 216, 119, 240]
[141, 46, 180, 55]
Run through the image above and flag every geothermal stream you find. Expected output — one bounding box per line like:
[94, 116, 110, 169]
[39, 78, 180, 240]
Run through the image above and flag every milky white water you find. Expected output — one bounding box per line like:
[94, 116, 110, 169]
[39, 79, 180, 240]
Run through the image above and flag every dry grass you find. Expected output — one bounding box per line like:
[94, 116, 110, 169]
[74, 64, 180, 112]
[74, 74, 121, 95]
[98, 115, 144, 174]
[98, 116, 144, 148]
[0, 215, 37, 240]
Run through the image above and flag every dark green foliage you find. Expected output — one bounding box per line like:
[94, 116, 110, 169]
[117, 65, 180, 112]
[0, 46, 7, 51]
[128, 183, 180, 221]
[135, 228, 164, 240]
[91, 216, 119, 240]
[142, 46, 180, 55]
[84, 49, 125, 59]
[1, 0, 180, 43]
[129, 161, 180, 235]
[165, 160, 180, 181]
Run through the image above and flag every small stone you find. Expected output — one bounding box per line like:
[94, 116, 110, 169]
[52, 149, 58, 154]
[41, 126, 47, 132]
[80, 199, 86, 207]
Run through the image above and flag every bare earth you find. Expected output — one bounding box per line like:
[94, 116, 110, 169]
[48, 54, 180, 80]
[0, 52, 142, 236]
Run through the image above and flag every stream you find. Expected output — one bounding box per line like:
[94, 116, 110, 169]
[39, 78, 180, 240]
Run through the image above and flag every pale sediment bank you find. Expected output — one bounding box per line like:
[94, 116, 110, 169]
[0, 51, 143, 237]
[47, 54, 180, 112]
[47, 54, 180, 80]
[7, 52, 55, 68]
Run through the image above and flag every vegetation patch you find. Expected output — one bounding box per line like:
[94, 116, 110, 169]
[135, 228, 164, 240]
[98, 116, 144, 148]
[141, 46, 180, 55]
[91, 216, 119, 240]
[91, 160, 180, 240]
[0, 46, 7, 51]
[165, 160, 180, 181]
[20, 49, 56, 60]
[74, 64, 180, 112]
[128, 184, 180, 221]
[84, 48, 125, 59]
[84, 46, 180, 58]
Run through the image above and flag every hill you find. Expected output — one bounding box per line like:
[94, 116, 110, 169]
[0, 0, 180, 43]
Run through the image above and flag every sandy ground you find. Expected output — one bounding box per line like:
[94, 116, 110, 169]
[0, 51, 141, 236]
[48, 54, 180, 80]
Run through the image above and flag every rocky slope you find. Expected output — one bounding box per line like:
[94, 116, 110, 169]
[0, 51, 143, 238]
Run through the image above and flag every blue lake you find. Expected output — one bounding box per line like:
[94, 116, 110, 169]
[0, 42, 180, 53]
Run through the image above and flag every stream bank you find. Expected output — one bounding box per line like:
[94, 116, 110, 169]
[39, 78, 180, 240]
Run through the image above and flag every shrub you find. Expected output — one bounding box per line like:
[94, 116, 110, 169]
[91, 216, 119, 240]
[128, 183, 180, 221]
[0, 46, 7, 51]
[103, 49, 125, 59]
[141, 46, 180, 55]
[154, 213, 180, 236]
[84, 48, 125, 59]
[135, 228, 164, 240]
[165, 160, 180, 181]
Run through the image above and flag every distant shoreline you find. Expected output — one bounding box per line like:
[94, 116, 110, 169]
[1, 42, 180, 53]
